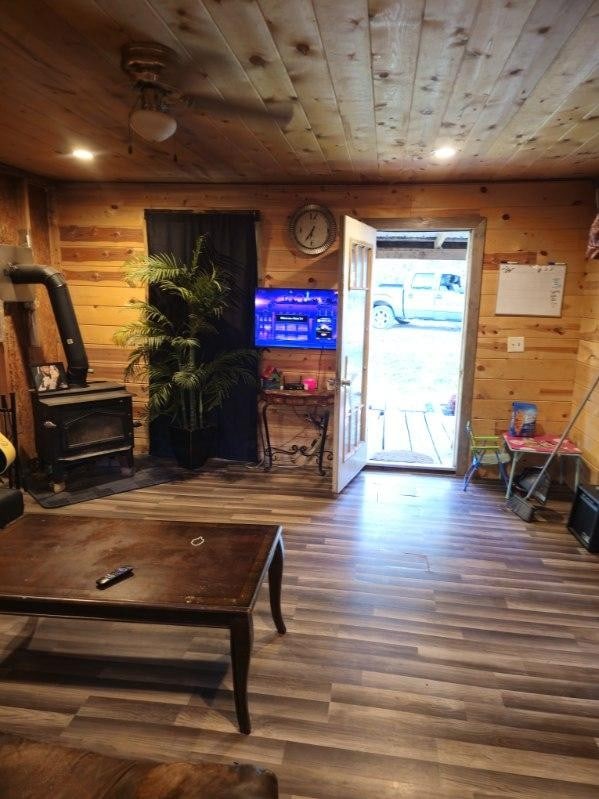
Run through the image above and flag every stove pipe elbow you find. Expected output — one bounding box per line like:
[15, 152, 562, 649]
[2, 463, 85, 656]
[7, 264, 89, 387]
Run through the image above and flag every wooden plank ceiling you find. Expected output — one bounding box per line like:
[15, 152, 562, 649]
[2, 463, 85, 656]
[0, 0, 598, 183]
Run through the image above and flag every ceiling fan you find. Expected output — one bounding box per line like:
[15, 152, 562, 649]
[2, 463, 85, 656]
[121, 41, 293, 143]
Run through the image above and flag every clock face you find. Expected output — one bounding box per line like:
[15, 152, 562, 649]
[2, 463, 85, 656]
[290, 204, 337, 255]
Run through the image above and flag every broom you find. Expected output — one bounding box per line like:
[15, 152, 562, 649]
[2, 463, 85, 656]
[507, 372, 599, 522]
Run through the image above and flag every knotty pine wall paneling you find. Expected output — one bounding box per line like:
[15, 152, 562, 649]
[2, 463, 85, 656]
[0, 175, 62, 459]
[52, 208, 150, 452]
[572, 249, 599, 483]
[51, 180, 596, 474]
[0, 174, 21, 399]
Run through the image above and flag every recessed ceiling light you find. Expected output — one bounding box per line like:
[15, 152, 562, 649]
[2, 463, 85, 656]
[433, 146, 457, 161]
[72, 148, 94, 161]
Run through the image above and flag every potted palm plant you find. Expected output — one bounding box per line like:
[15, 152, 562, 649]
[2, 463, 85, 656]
[114, 236, 257, 468]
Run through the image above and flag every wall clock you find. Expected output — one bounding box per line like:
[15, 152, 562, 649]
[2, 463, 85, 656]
[289, 203, 337, 255]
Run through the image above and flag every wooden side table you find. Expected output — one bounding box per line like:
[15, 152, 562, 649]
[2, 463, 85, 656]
[260, 390, 335, 475]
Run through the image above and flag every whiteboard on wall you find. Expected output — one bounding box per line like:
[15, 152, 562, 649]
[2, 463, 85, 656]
[495, 263, 566, 317]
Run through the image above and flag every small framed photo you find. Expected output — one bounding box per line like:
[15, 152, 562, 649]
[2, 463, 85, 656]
[30, 362, 68, 393]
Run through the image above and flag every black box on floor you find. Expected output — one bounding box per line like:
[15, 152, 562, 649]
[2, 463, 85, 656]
[567, 484, 599, 552]
[0, 488, 23, 528]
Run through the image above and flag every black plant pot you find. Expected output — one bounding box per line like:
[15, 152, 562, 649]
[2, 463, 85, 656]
[169, 426, 216, 470]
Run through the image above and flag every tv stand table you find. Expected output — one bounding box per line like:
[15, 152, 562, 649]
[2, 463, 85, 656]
[260, 390, 334, 475]
[0, 515, 286, 735]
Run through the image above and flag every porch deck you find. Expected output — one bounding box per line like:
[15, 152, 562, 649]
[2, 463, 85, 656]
[368, 408, 457, 468]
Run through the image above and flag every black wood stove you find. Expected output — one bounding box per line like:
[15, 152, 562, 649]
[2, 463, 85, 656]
[8, 263, 135, 492]
[32, 382, 134, 490]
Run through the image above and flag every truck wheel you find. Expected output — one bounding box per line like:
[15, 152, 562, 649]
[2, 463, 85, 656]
[372, 304, 396, 329]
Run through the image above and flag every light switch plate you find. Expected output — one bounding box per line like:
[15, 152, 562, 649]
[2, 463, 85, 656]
[507, 336, 525, 352]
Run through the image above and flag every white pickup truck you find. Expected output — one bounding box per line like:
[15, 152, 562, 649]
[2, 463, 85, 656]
[372, 266, 465, 328]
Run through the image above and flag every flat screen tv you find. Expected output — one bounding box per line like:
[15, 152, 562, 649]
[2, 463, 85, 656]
[254, 287, 338, 350]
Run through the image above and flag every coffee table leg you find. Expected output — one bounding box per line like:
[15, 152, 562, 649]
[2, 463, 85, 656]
[230, 615, 253, 734]
[269, 538, 286, 634]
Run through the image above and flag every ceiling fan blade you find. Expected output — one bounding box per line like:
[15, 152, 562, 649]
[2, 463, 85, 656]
[121, 42, 294, 134]
[182, 94, 294, 126]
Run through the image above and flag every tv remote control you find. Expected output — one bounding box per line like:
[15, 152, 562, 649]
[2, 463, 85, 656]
[96, 565, 134, 590]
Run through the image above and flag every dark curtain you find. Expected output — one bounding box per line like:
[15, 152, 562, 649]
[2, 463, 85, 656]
[145, 211, 258, 461]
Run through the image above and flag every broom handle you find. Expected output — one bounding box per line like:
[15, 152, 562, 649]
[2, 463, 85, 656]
[525, 372, 599, 500]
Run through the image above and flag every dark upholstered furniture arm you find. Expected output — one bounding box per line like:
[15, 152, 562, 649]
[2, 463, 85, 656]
[0, 734, 278, 798]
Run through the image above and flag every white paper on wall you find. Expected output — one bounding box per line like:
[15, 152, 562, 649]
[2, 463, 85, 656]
[495, 263, 566, 317]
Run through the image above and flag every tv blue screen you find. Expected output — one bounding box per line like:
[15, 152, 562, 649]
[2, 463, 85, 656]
[254, 287, 338, 350]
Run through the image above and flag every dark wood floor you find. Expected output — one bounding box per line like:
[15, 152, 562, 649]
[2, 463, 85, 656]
[2, 465, 599, 798]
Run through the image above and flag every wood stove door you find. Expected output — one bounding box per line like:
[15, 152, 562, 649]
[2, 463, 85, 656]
[62, 400, 132, 454]
[36, 396, 133, 463]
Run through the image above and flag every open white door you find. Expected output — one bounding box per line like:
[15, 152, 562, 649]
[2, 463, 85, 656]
[332, 215, 377, 494]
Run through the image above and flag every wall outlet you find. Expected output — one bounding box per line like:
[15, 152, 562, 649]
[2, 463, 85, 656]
[507, 336, 525, 352]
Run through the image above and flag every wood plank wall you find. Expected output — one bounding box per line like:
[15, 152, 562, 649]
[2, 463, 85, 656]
[48, 180, 596, 476]
[572, 236, 599, 482]
[0, 174, 63, 459]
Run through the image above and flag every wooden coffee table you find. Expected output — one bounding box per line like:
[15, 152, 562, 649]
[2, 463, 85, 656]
[0, 515, 286, 734]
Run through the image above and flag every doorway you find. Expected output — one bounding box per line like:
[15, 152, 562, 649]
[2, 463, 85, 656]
[366, 227, 474, 471]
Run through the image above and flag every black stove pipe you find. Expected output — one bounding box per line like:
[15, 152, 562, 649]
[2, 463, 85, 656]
[7, 264, 89, 387]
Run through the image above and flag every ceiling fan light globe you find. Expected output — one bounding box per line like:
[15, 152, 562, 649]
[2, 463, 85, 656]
[130, 108, 177, 142]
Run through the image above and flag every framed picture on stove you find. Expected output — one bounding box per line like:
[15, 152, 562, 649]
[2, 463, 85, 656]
[30, 362, 68, 393]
